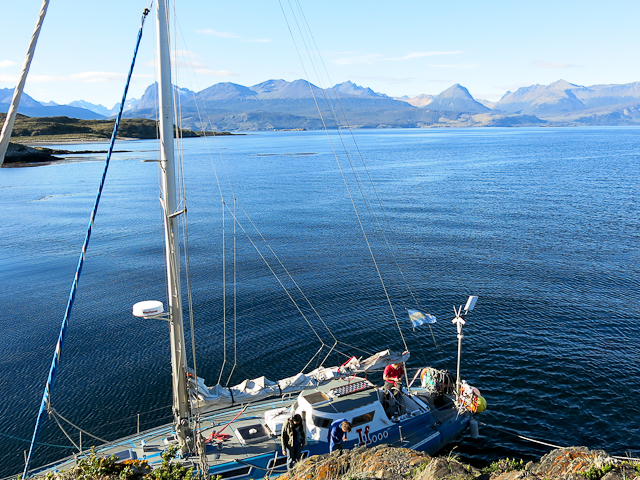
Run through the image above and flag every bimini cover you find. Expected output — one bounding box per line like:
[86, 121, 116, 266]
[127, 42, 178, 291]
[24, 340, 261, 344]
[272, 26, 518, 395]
[189, 349, 410, 413]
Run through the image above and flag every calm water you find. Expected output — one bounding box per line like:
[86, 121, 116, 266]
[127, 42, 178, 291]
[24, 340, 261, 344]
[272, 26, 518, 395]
[0, 127, 639, 476]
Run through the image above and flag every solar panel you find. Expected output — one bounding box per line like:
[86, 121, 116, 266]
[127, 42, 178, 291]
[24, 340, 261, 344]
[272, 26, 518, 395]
[330, 380, 373, 397]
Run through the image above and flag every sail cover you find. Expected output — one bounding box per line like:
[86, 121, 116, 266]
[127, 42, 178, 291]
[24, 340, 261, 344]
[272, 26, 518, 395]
[190, 349, 410, 413]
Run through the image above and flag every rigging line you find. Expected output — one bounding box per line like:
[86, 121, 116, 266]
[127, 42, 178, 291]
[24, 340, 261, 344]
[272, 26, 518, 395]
[228, 195, 238, 386]
[336, 340, 375, 357]
[221, 201, 326, 348]
[293, 5, 445, 370]
[49, 412, 79, 452]
[167, 31, 236, 387]
[171, 3, 204, 440]
[291, 0, 425, 324]
[22, 8, 151, 478]
[232, 202, 338, 354]
[291, 3, 437, 363]
[299, 0, 422, 308]
[169, 9, 205, 444]
[90, 404, 172, 430]
[171, 17, 336, 381]
[279, 1, 409, 354]
[168, 23, 235, 385]
[49, 408, 108, 444]
[0, 431, 72, 449]
[234, 202, 338, 351]
[218, 197, 228, 385]
[302, 344, 327, 374]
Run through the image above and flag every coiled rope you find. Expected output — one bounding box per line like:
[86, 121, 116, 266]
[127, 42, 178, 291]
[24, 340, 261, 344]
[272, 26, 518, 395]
[22, 6, 151, 477]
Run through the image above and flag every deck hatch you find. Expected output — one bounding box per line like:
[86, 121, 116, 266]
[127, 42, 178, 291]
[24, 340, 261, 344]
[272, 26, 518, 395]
[235, 423, 271, 444]
[113, 449, 137, 462]
[303, 391, 329, 405]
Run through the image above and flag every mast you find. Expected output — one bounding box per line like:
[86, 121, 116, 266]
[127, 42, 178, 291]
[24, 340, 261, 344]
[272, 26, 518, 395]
[155, 0, 193, 451]
[452, 296, 478, 404]
[0, 0, 50, 167]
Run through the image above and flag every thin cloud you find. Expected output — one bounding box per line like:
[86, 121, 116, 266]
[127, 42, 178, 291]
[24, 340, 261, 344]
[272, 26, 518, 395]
[333, 50, 462, 65]
[426, 63, 479, 69]
[2, 71, 154, 84]
[193, 69, 239, 77]
[321, 50, 359, 56]
[391, 51, 463, 60]
[534, 61, 581, 69]
[0, 73, 18, 82]
[198, 29, 241, 39]
[71, 71, 127, 82]
[333, 53, 385, 66]
[197, 29, 271, 43]
[0, 60, 17, 68]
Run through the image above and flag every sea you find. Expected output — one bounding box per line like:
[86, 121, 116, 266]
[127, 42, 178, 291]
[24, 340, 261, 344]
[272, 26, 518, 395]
[0, 127, 639, 476]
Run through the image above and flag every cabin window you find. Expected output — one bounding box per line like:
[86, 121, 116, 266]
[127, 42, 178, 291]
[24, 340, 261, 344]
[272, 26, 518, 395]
[311, 415, 333, 429]
[212, 466, 252, 479]
[351, 411, 375, 427]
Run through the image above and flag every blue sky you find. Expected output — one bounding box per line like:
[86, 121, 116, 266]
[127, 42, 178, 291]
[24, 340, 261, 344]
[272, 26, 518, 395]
[2, 0, 640, 107]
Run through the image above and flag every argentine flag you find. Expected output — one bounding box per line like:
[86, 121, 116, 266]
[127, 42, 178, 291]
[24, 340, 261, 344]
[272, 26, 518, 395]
[407, 309, 437, 328]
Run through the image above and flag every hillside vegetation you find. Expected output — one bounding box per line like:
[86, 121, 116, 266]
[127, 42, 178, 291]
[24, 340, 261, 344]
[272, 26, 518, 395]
[29, 445, 640, 480]
[0, 113, 224, 143]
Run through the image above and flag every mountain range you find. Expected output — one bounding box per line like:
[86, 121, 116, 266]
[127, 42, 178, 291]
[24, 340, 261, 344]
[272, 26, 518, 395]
[4, 79, 640, 131]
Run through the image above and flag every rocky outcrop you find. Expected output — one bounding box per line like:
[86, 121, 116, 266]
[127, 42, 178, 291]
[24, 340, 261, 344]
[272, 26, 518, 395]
[2, 142, 60, 166]
[280, 446, 639, 480]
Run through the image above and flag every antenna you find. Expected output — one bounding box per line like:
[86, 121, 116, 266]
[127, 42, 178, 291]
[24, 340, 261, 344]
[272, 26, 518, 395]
[452, 296, 479, 404]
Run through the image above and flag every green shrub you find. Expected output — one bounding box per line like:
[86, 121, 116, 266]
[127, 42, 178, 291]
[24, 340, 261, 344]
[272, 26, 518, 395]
[34, 445, 193, 480]
[481, 457, 525, 475]
[579, 463, 614, 480]
[144, 446, 193, 480]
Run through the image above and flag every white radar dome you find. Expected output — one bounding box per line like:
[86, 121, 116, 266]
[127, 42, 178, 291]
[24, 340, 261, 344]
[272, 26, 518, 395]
[132, 300, 164, 317]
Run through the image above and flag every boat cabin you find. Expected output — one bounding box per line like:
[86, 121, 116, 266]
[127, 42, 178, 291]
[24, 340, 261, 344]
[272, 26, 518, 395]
[264, 378, 435, 447]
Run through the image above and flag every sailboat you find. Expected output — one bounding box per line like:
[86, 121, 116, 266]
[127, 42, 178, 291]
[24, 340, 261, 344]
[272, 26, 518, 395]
[3, 1, 486, 478]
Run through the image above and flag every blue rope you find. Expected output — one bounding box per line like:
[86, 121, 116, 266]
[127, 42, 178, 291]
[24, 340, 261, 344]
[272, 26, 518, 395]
[23, 8, 152, 478]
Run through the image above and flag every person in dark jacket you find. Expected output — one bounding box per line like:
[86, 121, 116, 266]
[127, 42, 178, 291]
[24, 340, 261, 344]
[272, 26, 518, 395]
[327, 418, 351, 452]
[281, 414, 306, 470]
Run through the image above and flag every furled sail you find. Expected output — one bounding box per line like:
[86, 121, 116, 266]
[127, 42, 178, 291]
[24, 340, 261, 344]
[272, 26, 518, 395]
[190, 349, 410, 413]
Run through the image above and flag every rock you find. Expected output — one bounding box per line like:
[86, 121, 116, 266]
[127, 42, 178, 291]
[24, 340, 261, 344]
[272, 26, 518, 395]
[415, 456, 479, 480]
[2, 142, 59, 166]
[531, 447, 614, 479]
[280, 445, 431, 480]
[279, 445, 639, 480]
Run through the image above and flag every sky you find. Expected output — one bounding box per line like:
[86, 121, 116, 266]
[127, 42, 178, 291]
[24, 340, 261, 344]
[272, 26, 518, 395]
[2, 0, 640, 108]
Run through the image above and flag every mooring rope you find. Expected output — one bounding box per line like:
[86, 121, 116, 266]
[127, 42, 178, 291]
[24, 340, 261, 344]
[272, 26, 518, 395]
[479, 421, 640, 462]
[22, 7, 151, 477]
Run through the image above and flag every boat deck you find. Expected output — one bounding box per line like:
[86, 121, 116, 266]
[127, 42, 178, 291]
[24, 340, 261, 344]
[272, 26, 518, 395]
[18, 379, 470, 479]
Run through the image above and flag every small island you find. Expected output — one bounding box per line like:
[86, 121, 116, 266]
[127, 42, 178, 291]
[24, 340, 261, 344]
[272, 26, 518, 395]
[1, 113, 236, 167]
